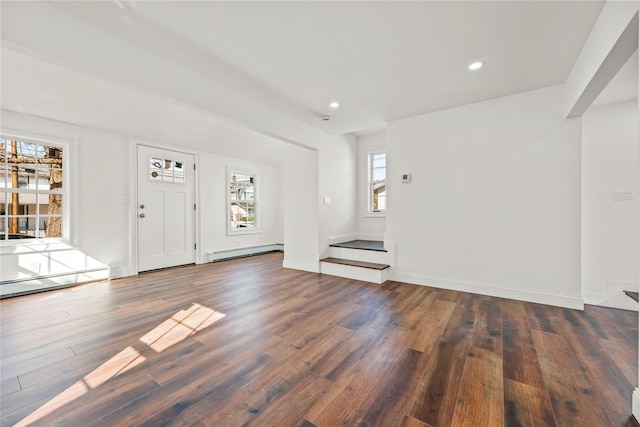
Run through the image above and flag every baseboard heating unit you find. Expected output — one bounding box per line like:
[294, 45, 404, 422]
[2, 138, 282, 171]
[206, 244, 284, 262]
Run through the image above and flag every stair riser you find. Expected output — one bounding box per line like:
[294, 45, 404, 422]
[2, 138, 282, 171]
[328, 247, 389, 265]
[320, 262, 389, 284]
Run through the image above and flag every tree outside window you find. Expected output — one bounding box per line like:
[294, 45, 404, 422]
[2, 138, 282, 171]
[0, 138, 64, 240]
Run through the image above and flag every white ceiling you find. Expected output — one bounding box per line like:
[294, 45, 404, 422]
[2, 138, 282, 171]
[39, 0, 610, 136]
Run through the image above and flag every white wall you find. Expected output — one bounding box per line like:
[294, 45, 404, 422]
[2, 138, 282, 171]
[0, 110, 284, 283]
[198, 152, 283, 263]
[318, 133, 358, 255]
[1, 110, 132, 280]
[283, 144, 319, 272]
[387, 85, 583, 309]
[582, 100, 639, 305]
[357, 131, 387, 241]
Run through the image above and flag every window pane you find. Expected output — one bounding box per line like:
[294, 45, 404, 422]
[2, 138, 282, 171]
[150, 157, 162, 181]
[6, 216, 36, 236]
[36, 166, 63, 191]
[161, 159, 173, 181]
[5, 164, 33, 189]
[44, 216, 62, 238]
[174, 161, 185, 183]
[45, 194, 63, 223]
[1, 138, 65, 241]
[229, 172, 256, 231]
[370, 152, 387, 212]
[372, 155, 386, 168]
[7, 192, 34, 214]
[373, 184, 386, 211]
[0, 163, 6, 189]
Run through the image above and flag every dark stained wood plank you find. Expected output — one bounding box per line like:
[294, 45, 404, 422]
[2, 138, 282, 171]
[501, 300, 547, 389]
[0, 252, 636, 427]
[531, 329, 615, 426]
[395, 414, 433, 427]
[320, 257, 389, 270]
[450, 346, 504, 426]
[404, 293, 478, 427]
[503, 378, 556, 426]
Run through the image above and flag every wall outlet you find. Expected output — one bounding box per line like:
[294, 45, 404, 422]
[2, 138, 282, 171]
[324, 197, 331, 205]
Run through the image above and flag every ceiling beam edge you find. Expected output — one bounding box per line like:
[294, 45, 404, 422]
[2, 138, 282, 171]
[564, 1, 639, 118]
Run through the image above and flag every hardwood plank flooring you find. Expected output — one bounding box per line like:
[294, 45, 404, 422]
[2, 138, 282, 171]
[0, 252, 637, 426]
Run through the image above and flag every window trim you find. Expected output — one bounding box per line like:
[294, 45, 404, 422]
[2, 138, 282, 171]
[368, 150, 387, 214]
[0, 131, 75, 246]
[226, 166, 261, 235]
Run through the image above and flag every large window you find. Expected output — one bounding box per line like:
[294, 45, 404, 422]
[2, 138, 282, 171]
[369, 151, 386, 213]
[0, 138, 65, 240]
[228, 169, 258, 233]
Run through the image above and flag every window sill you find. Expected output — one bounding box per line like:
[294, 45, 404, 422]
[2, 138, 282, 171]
[0, 238, 71, 254]
[227, 229, 263, 236]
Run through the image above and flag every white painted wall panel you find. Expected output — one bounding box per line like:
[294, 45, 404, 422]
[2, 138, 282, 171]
[387, 85, 583, 307]
[582, 100, 639, 301]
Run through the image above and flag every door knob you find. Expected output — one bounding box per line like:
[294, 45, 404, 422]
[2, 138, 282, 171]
[139, 213, 145, 218]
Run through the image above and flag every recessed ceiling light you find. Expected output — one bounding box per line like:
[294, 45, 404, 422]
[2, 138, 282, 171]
[329, 101, 340, 109]
[468, 61, 483, 71]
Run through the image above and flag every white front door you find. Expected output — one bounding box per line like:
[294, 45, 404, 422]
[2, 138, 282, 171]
[137, 145, 195, 272]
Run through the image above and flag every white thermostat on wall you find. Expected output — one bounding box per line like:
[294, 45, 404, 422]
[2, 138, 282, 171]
[401, 173, 412, 183]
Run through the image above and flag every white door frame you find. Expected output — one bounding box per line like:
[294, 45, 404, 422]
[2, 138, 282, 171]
[127, 139, 200, 276]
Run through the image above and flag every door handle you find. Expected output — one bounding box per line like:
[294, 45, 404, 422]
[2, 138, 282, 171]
[139, 213, 145, 218]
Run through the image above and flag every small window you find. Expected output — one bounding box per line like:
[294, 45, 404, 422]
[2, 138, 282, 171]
[369, 151, 386, 213]
[0, 138, 65, 240]
[149, 157, 186, 183]
[228, 169, 258, 233]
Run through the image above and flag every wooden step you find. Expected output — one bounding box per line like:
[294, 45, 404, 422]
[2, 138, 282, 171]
[624, 291, 639, 302]
[320, 257, 389, 270]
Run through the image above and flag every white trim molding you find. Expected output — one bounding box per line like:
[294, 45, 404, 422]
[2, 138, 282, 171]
[633, 388, 640, 422]
[282, 259, 320, 273]
[392, 271, 584, 310]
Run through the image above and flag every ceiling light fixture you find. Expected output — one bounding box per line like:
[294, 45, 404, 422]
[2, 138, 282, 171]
[468, 61, 483, 71]
[329, 101, 340, 109]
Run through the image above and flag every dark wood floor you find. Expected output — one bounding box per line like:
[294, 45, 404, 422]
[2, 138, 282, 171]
[0, 252, 637, 426]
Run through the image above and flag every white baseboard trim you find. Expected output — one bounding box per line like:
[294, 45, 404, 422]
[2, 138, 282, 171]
[634, 389, 640, 422]
[610, 279, 639, 294]
[583, 292, 639, 311]
[206, 244, 283, 262]
[582, 291, 611, 305]
[282, 259, 320, 273]
[392, 271, 584, 310]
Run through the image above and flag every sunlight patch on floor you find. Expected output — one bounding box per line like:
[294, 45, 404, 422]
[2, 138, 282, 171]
[16, 302, 224, 426]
